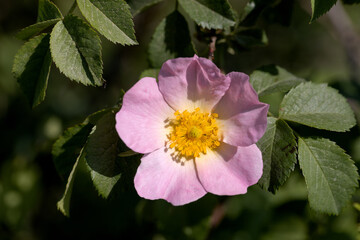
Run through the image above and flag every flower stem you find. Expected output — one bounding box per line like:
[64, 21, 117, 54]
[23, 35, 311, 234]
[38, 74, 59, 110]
[208, 36, 217, 61]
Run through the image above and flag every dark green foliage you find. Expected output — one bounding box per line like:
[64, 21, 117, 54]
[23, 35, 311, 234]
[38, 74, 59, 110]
[233, 28, 268, 49]
[250, 65, 305, 97]
[127, 0, 164, 15]
[53, 107, 142, 215]
[342, 0, 360, 4]
[37, 0, 63, 22]
[12, 34, 51, 107]
[52, 124, 93, 180]
[310, 0, 337, 22]
[148, 10, 195, 68]
[257, 117, 297, 193]
[85, 111, 123, 198]
[8, 0, 360, 225]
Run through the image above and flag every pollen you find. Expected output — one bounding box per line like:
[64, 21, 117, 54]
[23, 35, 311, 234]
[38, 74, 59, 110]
[167, 108, 221, 159]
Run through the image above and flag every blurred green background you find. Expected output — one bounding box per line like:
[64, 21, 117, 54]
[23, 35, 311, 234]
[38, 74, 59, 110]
[1, 0, 360, 239]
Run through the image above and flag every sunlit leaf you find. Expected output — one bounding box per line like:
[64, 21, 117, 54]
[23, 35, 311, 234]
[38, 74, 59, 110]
[279, 82, 356, 132]
[50, 15, 104, 86]
[77, 0, 137, 45]
[298, 137, 358, 215]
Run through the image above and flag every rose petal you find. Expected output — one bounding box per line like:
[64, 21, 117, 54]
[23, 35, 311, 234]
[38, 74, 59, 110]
[158, 55, 230, 112]
[134, 147, 207, 206]
[116, 77, 174, 154]
[214, 72, 269, 146]
[196, 143, 263, 195]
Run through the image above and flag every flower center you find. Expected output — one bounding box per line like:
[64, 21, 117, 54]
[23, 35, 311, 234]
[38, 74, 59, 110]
[168, 107, 220, 159]
[188, 126, 203, 139]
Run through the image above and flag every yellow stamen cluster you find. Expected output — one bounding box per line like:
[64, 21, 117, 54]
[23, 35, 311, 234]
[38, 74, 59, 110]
[167, 108, 220, 159]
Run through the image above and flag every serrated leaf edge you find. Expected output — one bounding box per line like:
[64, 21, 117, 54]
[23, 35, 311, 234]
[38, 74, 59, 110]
[49, 16, 104, 86]
[76, 0, 137, 45]
[258, 117, 297, 192]
[298, 137, 359, 215]
[16, 18, 62, 40]
[179, 0, 236, 29]
[310, 0, 337, 23]
[37, 0, 63, 22]
[12, 33, 52, 107]
[279, 82, 356, 132]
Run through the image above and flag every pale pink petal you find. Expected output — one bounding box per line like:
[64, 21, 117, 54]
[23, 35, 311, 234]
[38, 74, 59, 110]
[158, 55, 231, 112]
[115, 77, 174, 154]
[196, 143, 263, 195]
[134, 147, 207, 206]
[214, 72, 269, 146]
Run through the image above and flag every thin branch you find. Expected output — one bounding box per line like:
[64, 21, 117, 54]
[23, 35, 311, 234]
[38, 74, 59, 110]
[208, 36, 217, 61]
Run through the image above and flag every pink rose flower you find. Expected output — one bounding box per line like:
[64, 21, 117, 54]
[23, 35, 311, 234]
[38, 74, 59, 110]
[116, 55, 269, 206]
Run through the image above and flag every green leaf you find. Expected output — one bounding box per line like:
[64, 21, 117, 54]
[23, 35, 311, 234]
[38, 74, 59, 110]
[127, 0, 163, 16]
[37, 0, 63, 22]
[298, 137, 358, 215]
[139, 68, 160, 79]
[148, 11, 195, 68]
[50, 15, 104, 86]
[250, 65, 305, 97]
[12, 34, 51, 108]
[85, 111, 122, 198]
[16, 19, 61, 40]
[57, 148, 84, 217]
[52, 124, 93, 180]
[279, 82, 356, 132]
[178, 0, 236, 29]
[257, 117, 297, 193]
[76, 0, 137, 45]
[310, 0, 337, 23]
